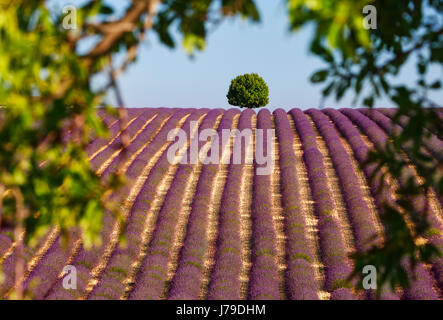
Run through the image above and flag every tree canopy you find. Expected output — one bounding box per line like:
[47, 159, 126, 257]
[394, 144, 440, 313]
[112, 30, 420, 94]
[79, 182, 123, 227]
[227, 73, 269, 109]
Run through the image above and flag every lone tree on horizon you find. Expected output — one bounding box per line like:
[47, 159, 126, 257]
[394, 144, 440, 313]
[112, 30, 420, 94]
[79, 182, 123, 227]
[227, 73, 269, 108]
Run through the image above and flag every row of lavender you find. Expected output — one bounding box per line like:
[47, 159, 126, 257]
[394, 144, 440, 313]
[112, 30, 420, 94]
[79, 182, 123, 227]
[95, 107, 443, 300]
[87, 108, 211, 300]
[63, 106, 443, 298]
[0, 107, 148, 298]
[342, 108, 443, 289]
[165, 109, 239, 300]
[0, 108, 151, 298]
[206, 109, 255, 299]
[272, 109, 319, 299]
[306, 109, 398, 300]
[1, 107, 442, 300]
[86, 108, 152, 157]
[0, 108, 191, 299]
[128, 109, 225, 300]
[45, 109, 196, 300]
[327, 109, 440, 299]
[0, 107, 231, 301]
[44, 108, 182, 299]
[247, 110, 281, 299]
[374, 108, 443, 162]
[359, 108, 443, 209]
[289, 109, 357, 299]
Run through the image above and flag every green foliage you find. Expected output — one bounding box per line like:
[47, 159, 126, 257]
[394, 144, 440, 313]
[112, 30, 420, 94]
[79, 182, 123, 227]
[0, 2, 111, 249]
[154, 0, 260, 56]
[226, 73, 269, 108]
[286, 0, 443, 296]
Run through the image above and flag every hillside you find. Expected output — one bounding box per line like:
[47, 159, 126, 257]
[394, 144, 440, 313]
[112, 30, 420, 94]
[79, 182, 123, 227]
[1, 107, 442, 300]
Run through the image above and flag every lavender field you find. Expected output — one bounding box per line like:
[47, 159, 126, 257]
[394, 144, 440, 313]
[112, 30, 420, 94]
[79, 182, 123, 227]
[1, 107, 442, 300]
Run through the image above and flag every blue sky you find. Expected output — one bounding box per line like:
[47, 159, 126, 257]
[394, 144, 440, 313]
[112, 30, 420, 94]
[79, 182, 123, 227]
[55, 0, 442, 111]
[115, 1, 341, 110]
